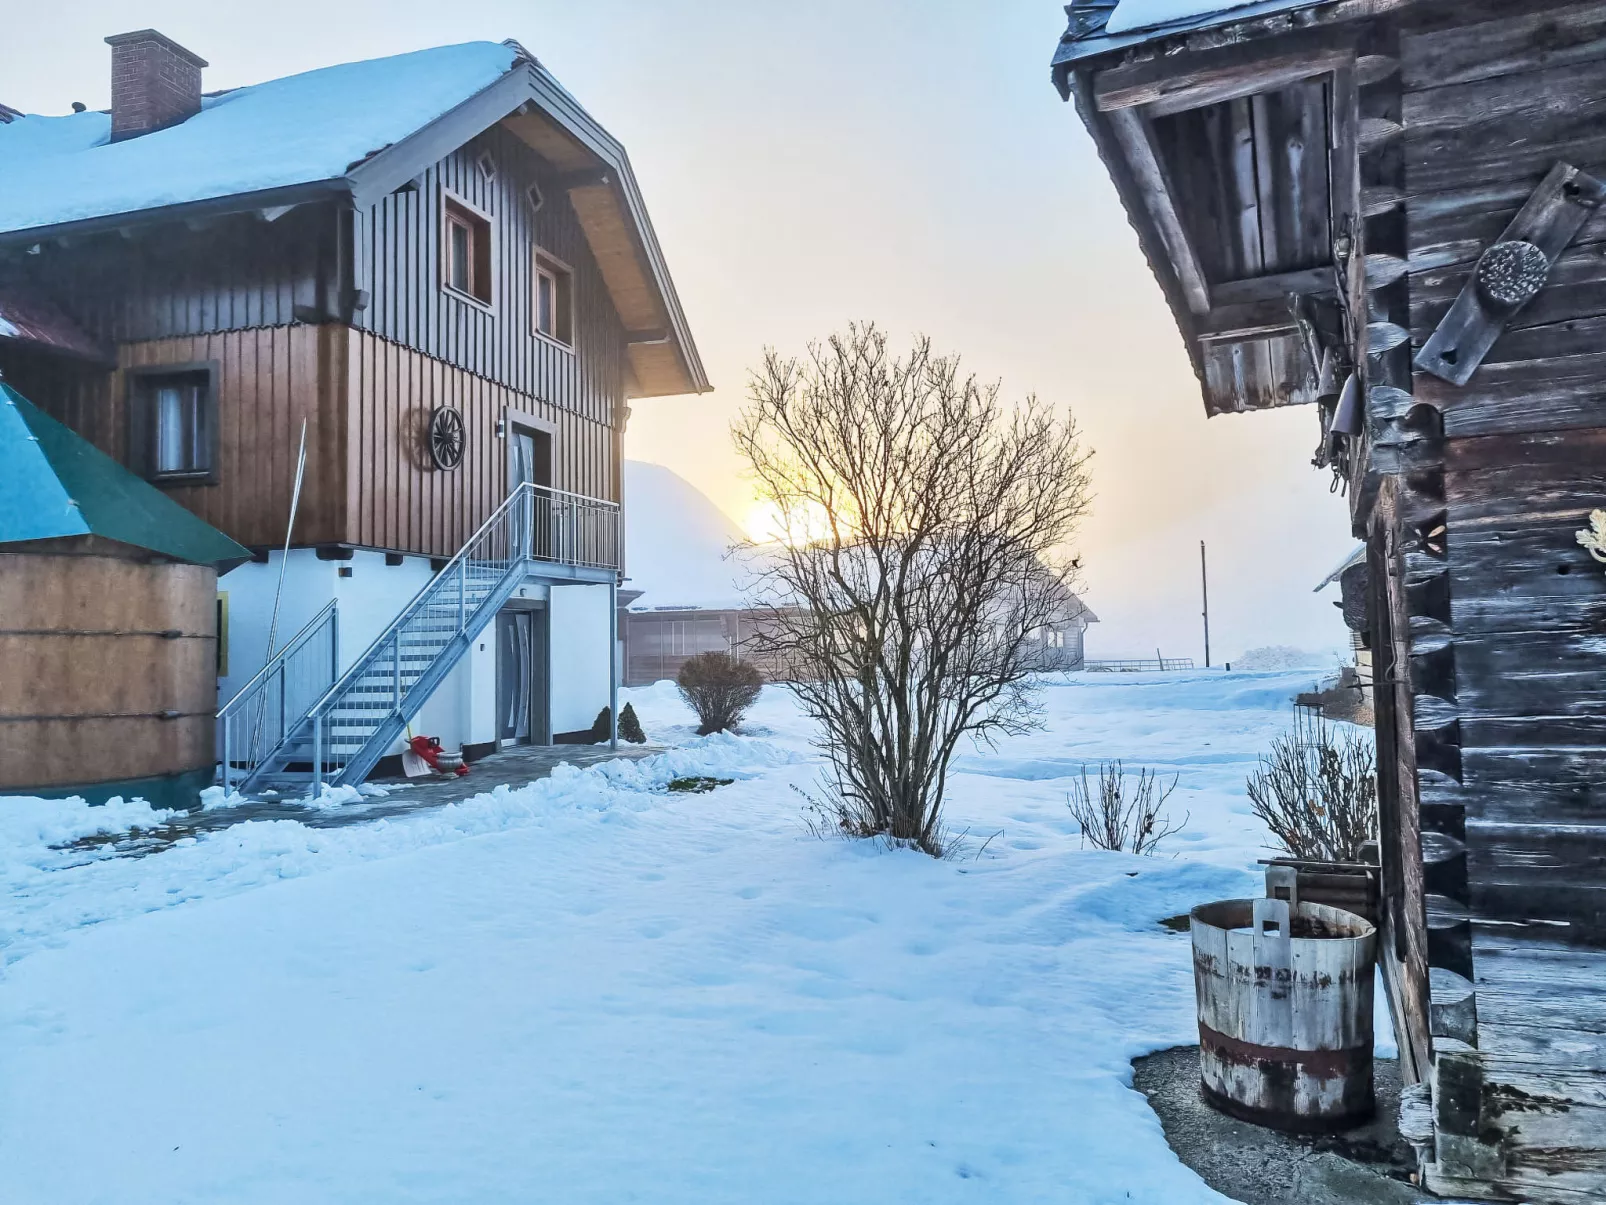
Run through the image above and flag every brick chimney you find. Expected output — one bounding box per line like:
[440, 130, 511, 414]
[104, 30, 208, 141]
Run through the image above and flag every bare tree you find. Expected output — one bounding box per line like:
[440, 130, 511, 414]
[1247, 710, 1378, 861]
[734, 324, 1091, 855]
[1067, 761, 1187, 856]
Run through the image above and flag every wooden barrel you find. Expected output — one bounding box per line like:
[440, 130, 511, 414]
[1190, 895, 1376, 1132]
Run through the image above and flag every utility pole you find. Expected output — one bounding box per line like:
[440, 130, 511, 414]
[1200, 540, 1211, 669]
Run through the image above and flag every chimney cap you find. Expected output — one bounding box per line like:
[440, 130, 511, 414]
[104, 29, 209, 70]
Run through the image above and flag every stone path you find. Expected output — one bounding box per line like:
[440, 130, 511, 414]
[64, 744, 662, 860]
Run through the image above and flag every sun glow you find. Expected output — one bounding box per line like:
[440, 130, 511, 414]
[743, 499, 834, 546]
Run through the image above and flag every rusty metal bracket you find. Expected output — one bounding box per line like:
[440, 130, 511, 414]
[1415, 162, 1606, 386]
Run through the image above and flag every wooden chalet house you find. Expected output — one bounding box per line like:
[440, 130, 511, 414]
[1053, 1, 1606, 1199]
[0, 30, 706, 794]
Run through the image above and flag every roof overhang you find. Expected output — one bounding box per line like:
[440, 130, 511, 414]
[1052, 2, 1422, 417]
[0, 51, 708, 401]
[346, 56, 708, 400]
[0, 283, 113, 364]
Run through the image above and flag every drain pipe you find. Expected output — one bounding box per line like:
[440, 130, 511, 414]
[609, 577, 619, 752]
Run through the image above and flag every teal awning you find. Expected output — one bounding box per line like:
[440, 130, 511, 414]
[0, 379, 250, 568]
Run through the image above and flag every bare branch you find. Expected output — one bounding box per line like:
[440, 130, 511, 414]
[734, 324, 1093, 856]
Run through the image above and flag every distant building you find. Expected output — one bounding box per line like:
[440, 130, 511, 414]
[623, 592, 1097, 686]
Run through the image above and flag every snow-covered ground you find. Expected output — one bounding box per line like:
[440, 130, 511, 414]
[0, 669, 1382, 1204]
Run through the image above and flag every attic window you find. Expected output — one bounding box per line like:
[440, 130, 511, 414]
[533, 249, 573, 346]
[525, 182, 544, 214]
[477, 150, 497, 181]
[443, 194, 493, 307]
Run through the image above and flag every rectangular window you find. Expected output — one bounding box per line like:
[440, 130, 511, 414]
[130, 367, 216, 482]
[534, 250, 573, 346]
[443, 195, 493, 306]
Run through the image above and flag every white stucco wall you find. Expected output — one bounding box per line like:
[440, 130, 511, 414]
[218, 550, 499, 756]
[220, 553, 611, 754]
[548, 582, 613, 736]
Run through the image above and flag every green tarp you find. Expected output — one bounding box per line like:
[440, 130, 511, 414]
[0, 379, 249, 568]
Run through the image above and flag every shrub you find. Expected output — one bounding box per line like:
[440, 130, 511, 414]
[619, 702, 647, 744]
[587, 706, 612, 743]
[1066, 760, 1187, 855]
[1247, 711, 1377, 861]
[676, 652, 762, 735]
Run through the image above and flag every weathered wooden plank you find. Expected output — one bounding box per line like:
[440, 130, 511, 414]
[1453, 628, 1606, 720]
[1415, 163, 1606, 385]
[1403, 57, 1606, 195]
[1475, 936, 1606, 1028]
[1093, 31, 1353, 115]
[1459, 748, 1606, 827]
[1210, 266, 1335, 307]
[1444, 425, 1606, 522]
[1401, 0, 1606, 91]
[1195, 298, 1300, 342]
[1466, 819, 1606, 936]
[1105, 108, 1212, 315]
[1421, 349, 1606, 438]
[1449, 518, 1606, 633]
[1412, 239, 1606, 340]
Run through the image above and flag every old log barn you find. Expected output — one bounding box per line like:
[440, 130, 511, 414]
[1053, 0, 1606, 1199]
[0, 32, 706, 797]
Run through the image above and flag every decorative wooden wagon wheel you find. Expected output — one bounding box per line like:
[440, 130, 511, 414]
[427, 406, 466, 470]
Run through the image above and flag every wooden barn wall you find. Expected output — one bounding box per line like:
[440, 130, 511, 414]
[1398, 3, 1606, 1197]
[355, 123, 628, 439]
[344, 328, 616, 559]
[1402, 0, 1606, 941]
[5, 205, 340, 342]
[1, 327, 346, 550]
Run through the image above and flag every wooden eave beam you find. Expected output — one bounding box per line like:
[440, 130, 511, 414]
[1211, 266, 1336, 308]
[1094, 29, 1356, 117]
[1195, 297, 1300, 343]
[1104, 106, 1212, 315]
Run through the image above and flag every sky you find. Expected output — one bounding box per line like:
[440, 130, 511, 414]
[0, 0, 1357, 663]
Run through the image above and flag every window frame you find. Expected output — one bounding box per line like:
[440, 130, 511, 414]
[441, 188, 495, 310]
[532, 247, 575, 349]
[125, 361, 221, 486]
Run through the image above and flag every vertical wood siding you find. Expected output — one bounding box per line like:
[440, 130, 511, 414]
[12, 205, 341, 342]
[344, 327, 616, 558]
[5, 326, 346, 550]
[356, 124, 628, 437]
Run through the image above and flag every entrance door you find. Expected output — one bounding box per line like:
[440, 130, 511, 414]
[508, 423, 553, 559]
[496, 608, 549, 746]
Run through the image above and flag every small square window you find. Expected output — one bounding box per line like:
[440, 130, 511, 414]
[443, 195, 493, 306]
[477, 150, 497, 181]
[534, 250, 573, 346]
[130, 367, 215, 482]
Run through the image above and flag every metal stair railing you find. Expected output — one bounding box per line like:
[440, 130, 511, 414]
[293, 482, 618, 790]
[217, 600, 339, 790]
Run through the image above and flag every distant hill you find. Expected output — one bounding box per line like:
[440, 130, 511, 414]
[623, 461, 747, 610]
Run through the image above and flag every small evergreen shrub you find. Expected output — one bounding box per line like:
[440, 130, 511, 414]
[676, 652, 763, 735]
[619, 702, 647, 744]
[587, 706, 611, 743]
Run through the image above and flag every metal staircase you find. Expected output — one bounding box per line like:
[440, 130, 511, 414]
[219, 483, 619, 796]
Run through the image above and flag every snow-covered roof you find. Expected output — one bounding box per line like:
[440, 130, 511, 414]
[1052, 0, 1329, 70]
[0, 42, 517, 238]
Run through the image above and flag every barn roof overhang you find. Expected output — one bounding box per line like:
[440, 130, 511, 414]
[1051, 2, 1418, 417]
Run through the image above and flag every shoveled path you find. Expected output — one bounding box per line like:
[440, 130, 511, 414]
[63, 744, 661, 860]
